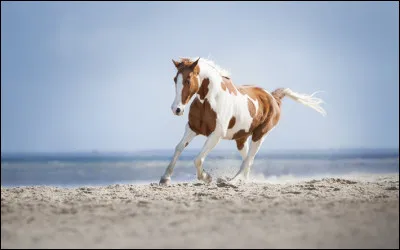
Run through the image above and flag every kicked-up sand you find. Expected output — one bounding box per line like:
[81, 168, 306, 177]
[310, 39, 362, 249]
[1, 173, 399, 249]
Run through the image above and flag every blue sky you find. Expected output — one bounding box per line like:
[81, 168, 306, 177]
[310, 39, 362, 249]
[1, 1, 398, 153]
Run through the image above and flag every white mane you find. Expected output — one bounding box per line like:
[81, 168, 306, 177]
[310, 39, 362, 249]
[179, 57, 231, 78]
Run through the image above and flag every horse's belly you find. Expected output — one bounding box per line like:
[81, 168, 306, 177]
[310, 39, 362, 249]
[223, 129, 238, 140]
[223, 116, 253, 140]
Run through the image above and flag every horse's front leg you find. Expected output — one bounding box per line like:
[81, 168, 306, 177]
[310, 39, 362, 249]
[159, 124, 197, 185]
[194, 132, 222, 183]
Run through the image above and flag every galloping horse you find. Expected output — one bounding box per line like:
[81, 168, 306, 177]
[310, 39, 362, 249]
[159, 57, 326, 185]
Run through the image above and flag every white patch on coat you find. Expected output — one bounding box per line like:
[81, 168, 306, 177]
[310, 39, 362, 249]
[171, 74, 184, 115]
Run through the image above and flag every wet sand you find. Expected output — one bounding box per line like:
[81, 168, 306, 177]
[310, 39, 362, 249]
[1, 174, 399, 248]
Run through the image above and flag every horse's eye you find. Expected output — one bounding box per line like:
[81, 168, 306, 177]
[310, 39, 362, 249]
[186, 79, 190, 84]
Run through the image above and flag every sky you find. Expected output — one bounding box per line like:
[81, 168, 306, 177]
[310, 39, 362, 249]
[1, 1, 399, 153]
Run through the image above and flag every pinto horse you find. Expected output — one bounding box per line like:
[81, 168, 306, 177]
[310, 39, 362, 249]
[159, 57, 326, 185]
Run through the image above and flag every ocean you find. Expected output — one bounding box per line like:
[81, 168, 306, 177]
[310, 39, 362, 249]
[1, 149, 398, 188]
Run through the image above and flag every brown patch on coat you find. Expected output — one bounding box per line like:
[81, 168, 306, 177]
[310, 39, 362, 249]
[228, 117, 236, 129]
[173, 59, 201, 105]
[198, 78, 210, 100]
[233, 86, 282, 142]
[247, 98, 256, 117]
[221, 77, 237, 95]
[235, 136, 249, 150]
[188, 98, 217, 136]
[232, 129, 250, 140]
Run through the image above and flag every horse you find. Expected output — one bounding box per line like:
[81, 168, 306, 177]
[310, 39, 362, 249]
[159, 57, 326, 185]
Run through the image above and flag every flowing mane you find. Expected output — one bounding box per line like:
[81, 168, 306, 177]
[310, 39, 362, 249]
[178, 57, 231, 78]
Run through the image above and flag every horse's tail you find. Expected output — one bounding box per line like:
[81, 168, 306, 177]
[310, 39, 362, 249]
[271, 88, 327, 117]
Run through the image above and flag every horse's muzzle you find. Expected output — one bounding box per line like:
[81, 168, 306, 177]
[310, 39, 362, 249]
[174, 108, 184, 116]
[171, 104, 184, 116]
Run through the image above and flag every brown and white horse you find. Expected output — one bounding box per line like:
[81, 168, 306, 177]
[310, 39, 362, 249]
[159, 57, 326, 185]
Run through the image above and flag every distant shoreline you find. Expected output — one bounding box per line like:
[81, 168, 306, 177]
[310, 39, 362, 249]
[2, 147, 399, 157]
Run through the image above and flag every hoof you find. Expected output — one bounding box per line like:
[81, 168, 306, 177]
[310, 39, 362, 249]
[216, 177, 225, 184]
[198, 171, 212, 184]
[204, 173, 212, 184]
[159, 177, 171, 185]
[217, 176, 232, 184]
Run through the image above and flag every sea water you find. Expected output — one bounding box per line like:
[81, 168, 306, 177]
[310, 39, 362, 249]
[1, 149, 398, 188]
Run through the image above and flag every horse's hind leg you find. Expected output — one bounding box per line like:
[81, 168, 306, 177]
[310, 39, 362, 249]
[231, 135, 265, 182]
[235, 136, 249, 160]
[194, 132, 222, 183]
[217, 137, 248, 182]
[159, 123, 197, 185]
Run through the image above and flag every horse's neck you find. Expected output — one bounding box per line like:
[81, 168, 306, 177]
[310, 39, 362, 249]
[198, 62, 225, 97]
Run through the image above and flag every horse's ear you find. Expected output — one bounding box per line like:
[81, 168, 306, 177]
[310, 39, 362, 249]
[190, 57, 200, 69]
[172, 59, 181, 68]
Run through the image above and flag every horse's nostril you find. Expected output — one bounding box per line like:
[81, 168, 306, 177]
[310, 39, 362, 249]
[176, 108, 181, 114]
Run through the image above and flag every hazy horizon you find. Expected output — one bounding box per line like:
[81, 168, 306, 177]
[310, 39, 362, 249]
[1, 147, 399, 156]
[1, 2, 399, 153]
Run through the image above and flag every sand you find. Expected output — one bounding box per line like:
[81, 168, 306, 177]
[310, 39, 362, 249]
[1, 174, 399, 249]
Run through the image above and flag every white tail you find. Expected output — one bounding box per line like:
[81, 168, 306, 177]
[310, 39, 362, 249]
[282, 88, 327, 116]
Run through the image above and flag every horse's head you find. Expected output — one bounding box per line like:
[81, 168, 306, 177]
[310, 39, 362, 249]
[170, 57, 201, 116]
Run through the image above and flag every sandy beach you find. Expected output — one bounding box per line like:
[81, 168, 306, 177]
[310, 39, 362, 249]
[1, 174, 399, 249]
